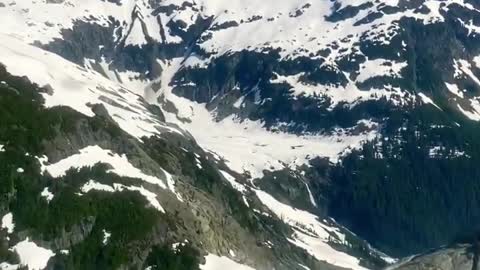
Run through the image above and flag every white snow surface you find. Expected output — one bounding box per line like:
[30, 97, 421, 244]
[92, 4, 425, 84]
[356, 59, 408, 82]
[102, 230, 111, 245]
[451, 59, 480, 121]
[0, 33, 178, 140]
[0, 0, 475, 56]
[80, 180, 116, 193]
[255, 190, 367, 270]
[40, 145, 167, 189]
[80, 180, 165, 213]
[474, 56, 480, 68]
[40, 187, 54, 202]
[1, 213, 14, 234]
[164, 0, 477, 59]
[270, 71, 410, 108]
[200, 254, 255, 270]
[0, 263, 19, 270]
[2, 1, 479, 179]
[150, 58, 379, 179]
[418, 93, 442, 110]
[0, 0, 162, 44]
[219, 170, 247, 193]
[458, 103, 480, 121]
[11, 238, 55, 270]
[0, 0, 477, 62]
[445, 83, 465, 98]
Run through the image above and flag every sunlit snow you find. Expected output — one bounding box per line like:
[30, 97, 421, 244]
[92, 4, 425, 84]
[255, 190, 367, 270]
[80, 180, 165, 213]
[40, 188, 54, 202]
[11, 238, 55, 270]
[200, 254, 255, 270]
[40, 145, 167, 189]
[1, 213, 14, 234]
[0, 33, 179, 140]
[102, 230, 111, 245]
[150, 58, 378, 179]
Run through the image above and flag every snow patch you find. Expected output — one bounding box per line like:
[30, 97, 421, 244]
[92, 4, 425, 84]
[458, 104, 480, 121]
[271, 72, 409, 108]
[152, 59, 378, 179]
[418, 93, 442, 110]
[1, 213, 14, 234]
[40, 188, 54, 202]
[79, 180, 165, 213]
[445, 83, 464, 98]
[124, 18, 148, 46]
[102, 230, 111, 245]
[298, 264, 311, 270]
[200, 254, 255, 270]
[114, 184, 165, 212]
[0, 262, 19, 270]
[255, 190, 366, 270]
[456, 59, 480, 86]
[40, 145, 167, 189]
[219, 170, 247, 193]
[11, 238, 55, 270]
[162, 168, 183, 202]
[80, 180, 115, 193]
[0, 34, 176, 140]
[233, 96, 245, 109]
[356, 59, 407, 83]
[303, 181, 317, 207]
[474, 56, 480, 69]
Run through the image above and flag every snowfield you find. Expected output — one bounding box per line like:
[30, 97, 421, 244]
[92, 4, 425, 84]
[38, 145, 168, 189]
[1, 213, 14, 234]
[150, 58, 380, 179]
[0, 33, 181, 139]
[11, 238, 55, 270]
[200, 254, 256, 270]
[0, 0, 478, 59]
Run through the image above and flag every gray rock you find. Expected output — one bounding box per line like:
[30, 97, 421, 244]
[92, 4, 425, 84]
[390, 245, 478, 270]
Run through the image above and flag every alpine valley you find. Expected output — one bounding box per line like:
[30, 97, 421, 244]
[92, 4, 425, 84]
[1, 0, 480, 269]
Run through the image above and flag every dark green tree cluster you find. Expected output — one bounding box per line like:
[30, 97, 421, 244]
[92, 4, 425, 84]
[0, 65, 198, 269]
[326, 104, 480, 257]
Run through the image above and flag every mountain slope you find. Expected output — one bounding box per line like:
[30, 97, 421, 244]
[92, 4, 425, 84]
[2, 0, 480, 268]
[0, 32, 384, 270]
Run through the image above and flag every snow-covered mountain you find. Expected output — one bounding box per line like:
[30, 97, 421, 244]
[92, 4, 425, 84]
[3, 0, 480, 177]
[2, 0, 480, 269]
[0, 33, 375, 270]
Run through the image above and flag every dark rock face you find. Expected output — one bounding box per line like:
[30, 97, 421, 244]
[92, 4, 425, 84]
[389, 244, 480, 270]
